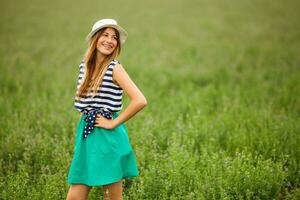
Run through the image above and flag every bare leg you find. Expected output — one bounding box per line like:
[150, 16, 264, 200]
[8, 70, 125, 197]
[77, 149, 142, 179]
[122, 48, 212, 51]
[102, 180, 123, 200]
[66, 184, 92, 200]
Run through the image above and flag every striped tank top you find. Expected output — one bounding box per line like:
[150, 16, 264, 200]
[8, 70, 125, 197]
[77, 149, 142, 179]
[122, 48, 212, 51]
[74, 60, 123, 113]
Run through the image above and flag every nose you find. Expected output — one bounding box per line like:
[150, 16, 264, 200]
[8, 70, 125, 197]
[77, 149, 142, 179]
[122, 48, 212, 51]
[106, 36, 113, 43]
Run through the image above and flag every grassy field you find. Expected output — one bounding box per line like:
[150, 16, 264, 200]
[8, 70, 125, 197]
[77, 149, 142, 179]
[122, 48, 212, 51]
[0, 0, 300, 199]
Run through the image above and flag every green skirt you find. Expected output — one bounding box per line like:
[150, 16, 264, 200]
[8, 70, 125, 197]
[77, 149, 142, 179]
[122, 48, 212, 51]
[67, 112, 139, 186]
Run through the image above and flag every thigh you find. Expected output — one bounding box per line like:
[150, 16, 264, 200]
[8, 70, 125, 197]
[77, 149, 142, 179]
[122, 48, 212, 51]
[103, 180, 123, 200]
[66, 184, 92, 200]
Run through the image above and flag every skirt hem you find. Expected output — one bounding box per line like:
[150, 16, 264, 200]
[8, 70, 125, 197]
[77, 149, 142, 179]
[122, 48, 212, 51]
[67, 174, 139, 187]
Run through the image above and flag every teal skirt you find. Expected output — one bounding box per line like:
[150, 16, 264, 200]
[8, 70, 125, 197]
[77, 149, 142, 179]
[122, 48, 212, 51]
[67, 112, 139, 186]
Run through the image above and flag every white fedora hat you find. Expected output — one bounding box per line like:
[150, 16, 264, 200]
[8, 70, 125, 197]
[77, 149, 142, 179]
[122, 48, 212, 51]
[86, 19, 128, 44]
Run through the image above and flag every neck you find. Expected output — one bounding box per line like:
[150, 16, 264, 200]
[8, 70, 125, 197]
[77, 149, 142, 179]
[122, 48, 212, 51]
[96, 51, 106, 66]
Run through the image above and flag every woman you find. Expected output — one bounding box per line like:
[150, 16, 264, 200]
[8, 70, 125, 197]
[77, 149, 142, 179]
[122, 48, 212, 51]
[66, 19, 147, 200]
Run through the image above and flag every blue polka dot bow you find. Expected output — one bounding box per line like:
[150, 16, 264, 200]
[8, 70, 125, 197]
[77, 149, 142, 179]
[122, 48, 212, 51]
[82, 109, 113, 139]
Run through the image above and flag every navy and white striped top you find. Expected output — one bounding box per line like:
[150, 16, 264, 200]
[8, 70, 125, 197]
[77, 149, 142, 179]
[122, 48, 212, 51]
[74, 60, 123, 113]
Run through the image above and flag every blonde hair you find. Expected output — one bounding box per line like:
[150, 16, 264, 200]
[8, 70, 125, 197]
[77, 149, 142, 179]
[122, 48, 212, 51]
[76, 27, 121, 99]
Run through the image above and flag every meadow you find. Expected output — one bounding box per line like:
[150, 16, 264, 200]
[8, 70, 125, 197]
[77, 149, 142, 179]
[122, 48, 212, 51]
[0, 0, 299, 199]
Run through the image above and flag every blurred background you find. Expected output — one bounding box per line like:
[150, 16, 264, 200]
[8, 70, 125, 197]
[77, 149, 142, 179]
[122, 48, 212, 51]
[0, 0, 299, 199]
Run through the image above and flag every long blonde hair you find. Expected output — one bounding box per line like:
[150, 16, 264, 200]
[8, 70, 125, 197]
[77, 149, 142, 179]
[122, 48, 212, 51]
[76, 27, 121, 98]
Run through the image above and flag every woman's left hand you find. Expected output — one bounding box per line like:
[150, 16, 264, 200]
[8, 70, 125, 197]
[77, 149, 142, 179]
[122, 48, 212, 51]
[94, 114, 116, 130]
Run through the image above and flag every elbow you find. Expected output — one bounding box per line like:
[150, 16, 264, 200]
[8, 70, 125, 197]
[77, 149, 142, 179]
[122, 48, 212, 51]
[142, 97, 148, 107]
[137, 96, 147, 108]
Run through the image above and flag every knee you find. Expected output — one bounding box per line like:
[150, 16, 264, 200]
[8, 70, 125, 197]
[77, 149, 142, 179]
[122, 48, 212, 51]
[66, 194, 74, 200]
[66, 184, 91, 200]
[66, 193, 77, 200]
[66, 192, 85, 200]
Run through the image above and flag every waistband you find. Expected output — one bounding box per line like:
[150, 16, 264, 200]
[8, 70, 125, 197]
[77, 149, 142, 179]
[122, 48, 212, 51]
[82, 108, 113, 139]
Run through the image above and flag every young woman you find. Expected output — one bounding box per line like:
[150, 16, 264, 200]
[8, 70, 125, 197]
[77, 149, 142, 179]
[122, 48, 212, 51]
[66, 19, 147, 200]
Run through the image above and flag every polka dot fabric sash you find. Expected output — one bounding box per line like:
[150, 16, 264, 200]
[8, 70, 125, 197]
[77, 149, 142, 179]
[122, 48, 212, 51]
[82, 108, 113, 139]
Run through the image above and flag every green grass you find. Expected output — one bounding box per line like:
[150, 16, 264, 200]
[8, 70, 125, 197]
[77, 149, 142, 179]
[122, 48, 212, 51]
[0, 0, 300, 199]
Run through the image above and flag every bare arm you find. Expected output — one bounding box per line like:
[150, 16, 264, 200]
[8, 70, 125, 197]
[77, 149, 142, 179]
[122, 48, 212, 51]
[112, 64, 147, 126]
[94, 64, 147, 129]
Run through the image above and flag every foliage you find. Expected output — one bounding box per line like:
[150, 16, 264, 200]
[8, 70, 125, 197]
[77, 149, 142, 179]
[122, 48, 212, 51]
[0, 0, 299, 199]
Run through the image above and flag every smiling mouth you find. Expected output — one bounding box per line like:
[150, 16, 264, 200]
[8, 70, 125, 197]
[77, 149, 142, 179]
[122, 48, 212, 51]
[103, 44, 113, 49]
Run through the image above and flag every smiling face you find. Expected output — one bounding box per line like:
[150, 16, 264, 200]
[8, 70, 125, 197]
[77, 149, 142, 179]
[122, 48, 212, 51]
[96, 27, 119, 56]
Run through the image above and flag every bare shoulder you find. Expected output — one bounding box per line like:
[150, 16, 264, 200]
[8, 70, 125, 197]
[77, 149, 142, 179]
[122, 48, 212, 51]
[113, 63, 146, 101]
[112, 63, 136, 87]
[114, 63, 126, 72]
[113, 63, 131, 78]
[113, 63, 124, 78]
